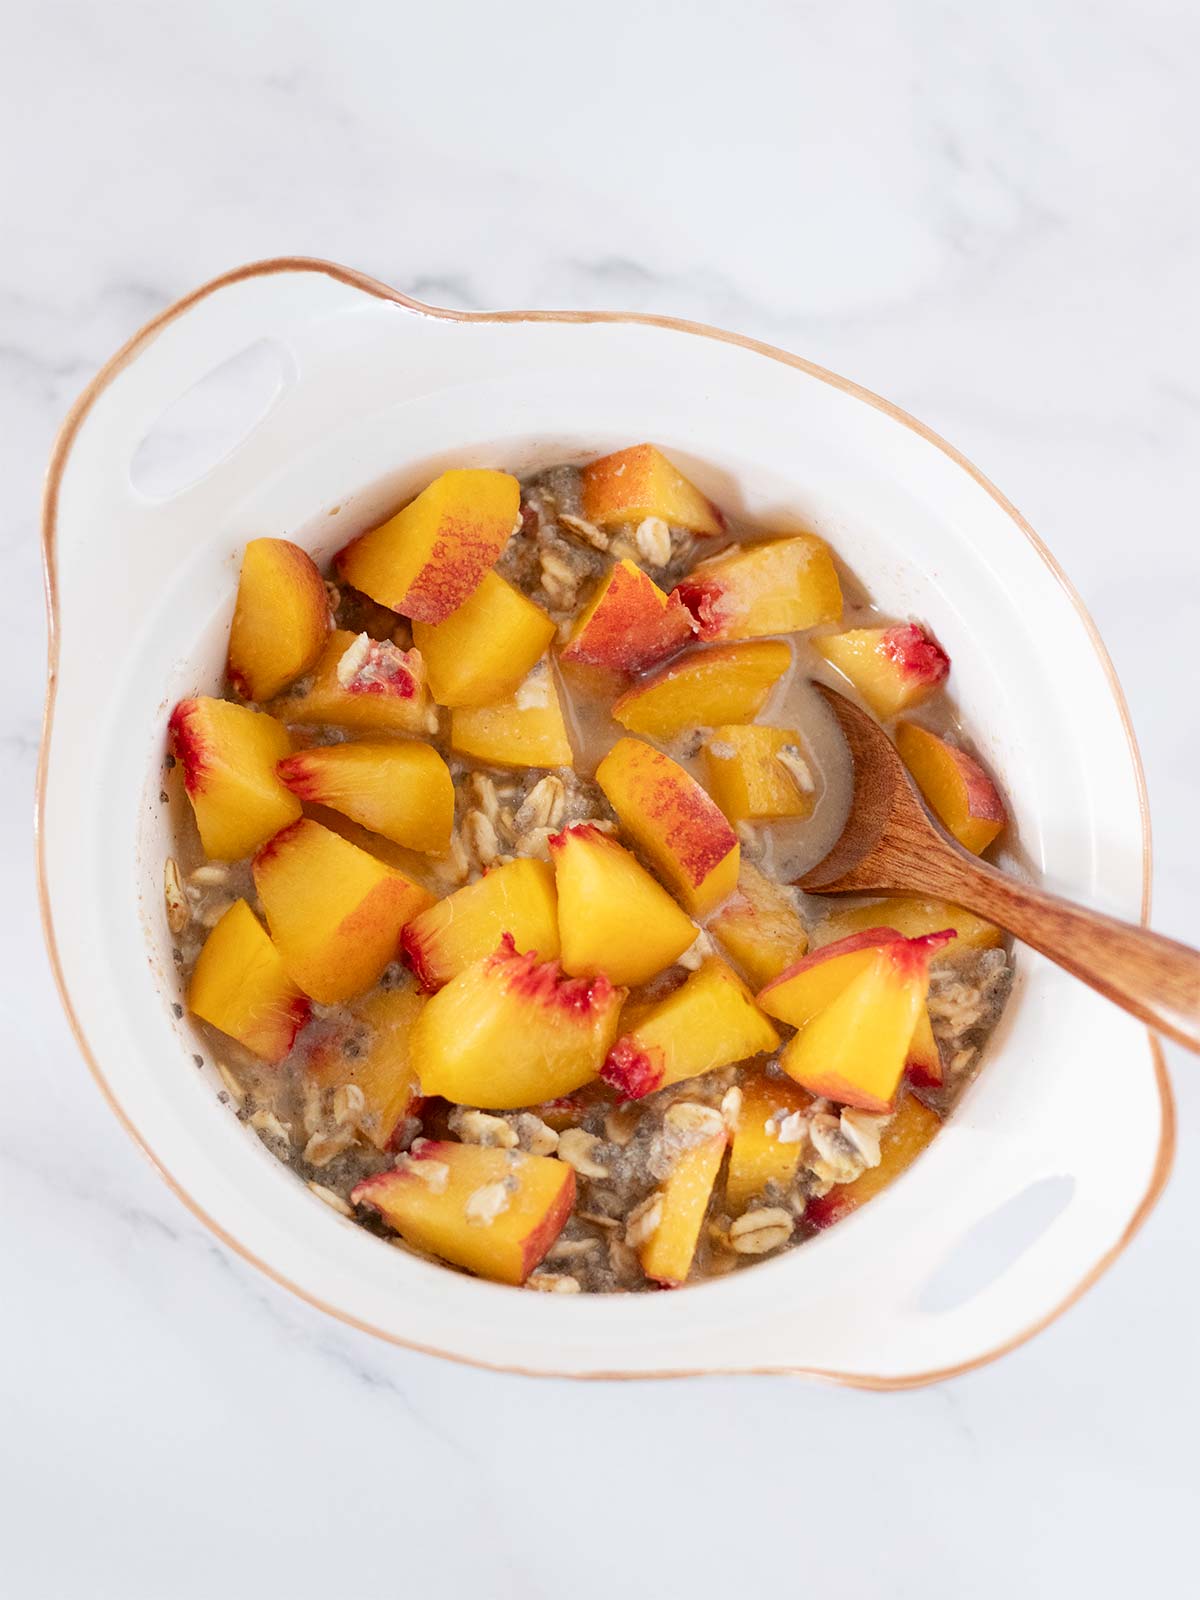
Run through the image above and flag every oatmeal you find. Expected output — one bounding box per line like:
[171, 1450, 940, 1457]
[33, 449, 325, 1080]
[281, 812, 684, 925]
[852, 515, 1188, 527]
[166, 444, 1013, 1292]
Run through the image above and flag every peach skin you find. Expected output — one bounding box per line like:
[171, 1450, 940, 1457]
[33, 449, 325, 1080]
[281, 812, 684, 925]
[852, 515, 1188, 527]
[602, 957, 779, 1099]
[274, 629, 430, 735]
[401, 858, 560, 991]
[253, 818, 433, 1004]
[674, 536, 842, 641]
[594, 736, 739, 917]
[411, 935, 625, 1109]
[335, 468, 520, 622]
[813, 623, 949, 720]
[169, 696, 301, 861]
[277, 740, 454, 854]
[559, 559, 695, 678]
[412, 570, 556, 707]
[895, 721, 1006, 855]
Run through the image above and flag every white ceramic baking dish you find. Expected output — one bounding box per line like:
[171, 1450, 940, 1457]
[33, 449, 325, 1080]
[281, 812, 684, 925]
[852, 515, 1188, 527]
[37, 258, 1173, 1384]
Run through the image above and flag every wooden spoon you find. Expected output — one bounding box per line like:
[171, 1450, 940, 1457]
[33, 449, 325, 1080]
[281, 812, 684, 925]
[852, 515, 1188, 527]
[796, 682, 1200, 1052]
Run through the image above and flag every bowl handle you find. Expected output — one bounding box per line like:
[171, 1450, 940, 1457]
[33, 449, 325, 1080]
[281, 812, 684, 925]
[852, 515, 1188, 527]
[47, 259, 413, 558]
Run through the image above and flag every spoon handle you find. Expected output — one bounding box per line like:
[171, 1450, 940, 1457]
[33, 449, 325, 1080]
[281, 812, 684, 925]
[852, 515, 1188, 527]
[922, 855, 1200, 1052]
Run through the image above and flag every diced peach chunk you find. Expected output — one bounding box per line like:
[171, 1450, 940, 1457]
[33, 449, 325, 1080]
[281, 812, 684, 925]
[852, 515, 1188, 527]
[275, 629, 430, 734]
[758, 928, 904, 1029]
[411, 936, 625, 1109]
[726, 1069, 813, 1212]
[779, 932, 954, 1111]
[895, 721, 1006, 855]
[638, 1130, 728, 1286]
[307, 982, 425, 1149]
[253, 819, 433, 1004]
[334, 468, 520, 623]
[559, 560, 695, 677]
[401, 858, 560, 991]
[187, 899, 310, 1063]
[169, 696, 301, 860]
[227, 537, 330, 702]
[548, 823, 696, 986]
[761, 927, 945, 1088]
[814, 623, 949, 720]
[602, 957, 779, 1099]
[702, 725, 815, 822]
[707, 864, 808, 987]
[304, 806, 445, 889]
[412, 570, 556, 707]
[595, 737, 739, 917]
[807, 1094, 941, 1229]
[352, 1141, 575, 1285]
[277, 740, 453, 854]
[812, 897, 1002, 955]
[612, 640, 791, 739]
[674, 537, 842, 641]
[581, 444, 724, 536]
[450, 661, 573, 769]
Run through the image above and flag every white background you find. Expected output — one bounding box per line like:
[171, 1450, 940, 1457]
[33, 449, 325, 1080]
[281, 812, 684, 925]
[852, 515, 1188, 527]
[3, 3, 1198, 1595]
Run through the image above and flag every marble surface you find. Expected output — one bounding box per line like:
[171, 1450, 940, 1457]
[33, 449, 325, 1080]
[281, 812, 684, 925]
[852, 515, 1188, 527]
[4, 2, 1198, 1594]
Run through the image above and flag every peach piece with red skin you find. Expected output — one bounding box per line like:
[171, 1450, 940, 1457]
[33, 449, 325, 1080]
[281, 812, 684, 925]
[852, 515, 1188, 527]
[253, 818, 433, 1004]
[352, 1140, 576, 1285]
[559, 560, 696, 678]
[594, 737, 739, 917]
[812, 896, 1002, 955]
[673, 536, 843, 642]
[807, 1094, 942, 1229]
[227, 537, 330, 703]
[895, 721, 1006, 855]
[412, 570, 556, 707]
[187, 899, 310, 1063]
[779, 931, 955, 1111]
[274, 629, 430, 734]
[760, 925, 947, 1088]
[277, 739, 454, 854]
[401, 857, 560, 991]
[814, 623, 949, 720]
[169, 696, 301, 861]
[601, 956, 779, 1099]
[334, 468, 520, 623]
[410, 934, 626, 1109]
[580, 443, 724, 536]
[758, 927, 906, 1028]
